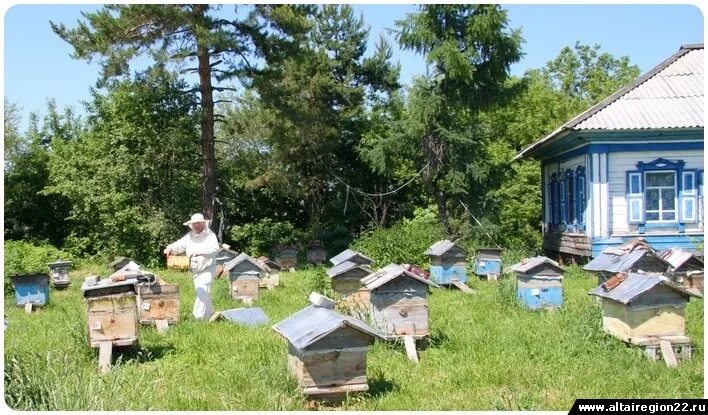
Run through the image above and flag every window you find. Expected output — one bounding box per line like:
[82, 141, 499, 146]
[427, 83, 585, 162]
[626, 158, 697, 229]
[644, 171, 676, 222]
[546, 166, 587, 230]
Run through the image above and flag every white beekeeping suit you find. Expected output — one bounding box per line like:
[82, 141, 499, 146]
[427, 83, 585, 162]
[164, 213, 220, 320]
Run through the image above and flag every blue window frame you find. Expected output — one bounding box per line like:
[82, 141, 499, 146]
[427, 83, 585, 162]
[626, 158, 696, 232]
[546, 165, 587, 231]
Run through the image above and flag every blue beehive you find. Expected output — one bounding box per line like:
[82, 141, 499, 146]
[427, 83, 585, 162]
[11, 273, 50, 308]
[425, 240, 468, 285]
[474, 248, 503, 280]
[511, 256, 564, 310]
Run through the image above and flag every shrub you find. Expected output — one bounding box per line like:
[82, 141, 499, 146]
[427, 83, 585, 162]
[352, 216, 443, 269]
[227, 218, 304, 257]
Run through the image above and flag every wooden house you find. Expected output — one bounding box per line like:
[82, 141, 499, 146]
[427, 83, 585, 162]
[515, 44, 704, 259]
[223, 253, 268, 300]
[425, 239, 468, 285]
[588, 273, 702, 363]
[272, 294, 384, 401]
[47, 260, 72, 289]
[474, 247, 503, 280]
[325, 260, 372, 297]
[306, 240, 327, 265]
[329, 249, 375, 267]
[360, 264, 439, 340]
[10, 273, 50, 313]
[82, 277, 139, 372]
[584, 238, 670, 284]
[274, 245, 298, 269]
[660, 248, 704, 292]
[510, 256, 565, 310]
[136, 279, 180, 332]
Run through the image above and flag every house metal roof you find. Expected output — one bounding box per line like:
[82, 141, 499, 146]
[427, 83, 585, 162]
[325, 260, 371, 278]
[272, 305, 383, 349]
[360, 263, 439, 290]
[588, 273, 702, 303]
[329, 249, 375, 266]
[516, 44, 704, 160]
[510, 256, 563, 275]
[424, 239, 466, 257]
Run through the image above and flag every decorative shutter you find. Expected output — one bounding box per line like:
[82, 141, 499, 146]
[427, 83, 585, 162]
[627, 171, 643, 224]
[680, 170, 697, 223]
[559, 180, 566, 224]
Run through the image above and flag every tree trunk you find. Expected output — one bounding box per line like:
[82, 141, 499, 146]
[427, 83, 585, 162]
[422, 130, 450, 235]
[194, 4, 217, 226]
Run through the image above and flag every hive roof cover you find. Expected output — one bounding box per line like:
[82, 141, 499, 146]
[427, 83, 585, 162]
[223, 252, 268, 274]
[325, 260, 371, 278]
[510, 256, 563, 275]
[588, 273, 702, 303]
[360, 263, 439, 290]
[425, 239, 468, 257]
[329, 249, 375, 266]
[272, 305, 383, 349]
[219, 307, 270, 327]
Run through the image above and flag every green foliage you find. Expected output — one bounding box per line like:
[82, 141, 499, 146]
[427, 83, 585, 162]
[227, 218, 304, 257]
[3, 240, 75, 277]
[352, 215, 442, 268]
[4, 101, 77, 246]
[42, 70, 201, 265]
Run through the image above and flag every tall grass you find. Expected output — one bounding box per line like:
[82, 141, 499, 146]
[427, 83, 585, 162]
[4, 262, 703, 410]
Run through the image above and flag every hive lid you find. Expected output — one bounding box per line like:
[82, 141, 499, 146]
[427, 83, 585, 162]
[361, 263, 439, 290]
[272, 305, 383, 349]
[219, 307, 270, 327]
[588, 272, 702, 303]
[329, 249, 375, 266]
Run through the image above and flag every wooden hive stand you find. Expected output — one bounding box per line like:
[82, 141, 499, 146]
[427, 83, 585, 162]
[631, 335, 694, 367]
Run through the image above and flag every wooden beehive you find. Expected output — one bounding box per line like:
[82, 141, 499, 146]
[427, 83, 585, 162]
[82, 279, 139, 348]
[584, 239, 670, 284]
[137, 281, 180, 325]
[166, 254, 190, 270]
[660, 248, 704, 293]
[474, 248, 503, 280]
[326, 261, 372, 297]
[306, 241, 327, 265]
[425, 240, 468, 285]
[47, 260, 72, 289]
[274, 245, 298, 269]
[272, 297, 383, 401]
[231, 273, 260, 301]
[511, 256, 564, 310]
[224, 253, 268, 300]
[589, 273, 702, 344]
[361, 264, 439, 339]
[10, 273, 50, 309]
[86, 294, 138, 347]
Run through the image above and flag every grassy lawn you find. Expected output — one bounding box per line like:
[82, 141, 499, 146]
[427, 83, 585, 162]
[3, 264, 704, 410]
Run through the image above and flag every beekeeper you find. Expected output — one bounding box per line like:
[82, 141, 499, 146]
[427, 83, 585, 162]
[163, 213, 220, 320]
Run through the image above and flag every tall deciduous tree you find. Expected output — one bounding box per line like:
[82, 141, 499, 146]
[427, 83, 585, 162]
[392, 4, 523, 234]
[51, 4, 250, 224]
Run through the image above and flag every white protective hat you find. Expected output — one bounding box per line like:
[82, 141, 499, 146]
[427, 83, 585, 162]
[183, 213, 209, 226]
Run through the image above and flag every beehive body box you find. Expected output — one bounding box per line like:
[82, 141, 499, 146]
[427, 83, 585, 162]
[370, 277, 429, 338]
[232, 277, 260, 300]
[11, 274, 50, 306]
[86, 293, 138, 347]
[287, 326, 372, 395]
[137, 283, 180, 325]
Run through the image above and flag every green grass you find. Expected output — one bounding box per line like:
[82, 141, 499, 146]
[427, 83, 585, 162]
[3, 264, 704, 410]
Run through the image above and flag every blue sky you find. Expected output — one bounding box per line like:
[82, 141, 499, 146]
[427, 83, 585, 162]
[2, 3, 705, 132]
